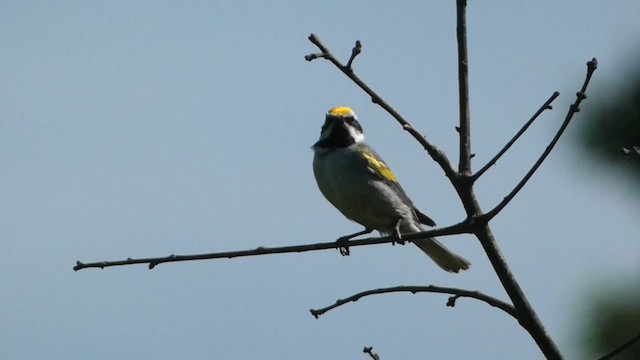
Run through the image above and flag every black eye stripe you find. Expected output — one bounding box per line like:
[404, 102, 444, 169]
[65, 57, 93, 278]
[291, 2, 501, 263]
[321, 116, 362, 134]
[348, 118, 363, 133]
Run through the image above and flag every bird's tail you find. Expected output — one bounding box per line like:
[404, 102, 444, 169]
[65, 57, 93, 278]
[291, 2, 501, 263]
[414, 237, 470, 273]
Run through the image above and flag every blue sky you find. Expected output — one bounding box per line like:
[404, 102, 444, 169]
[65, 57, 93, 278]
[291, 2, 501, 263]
[2, 1, 639, 359]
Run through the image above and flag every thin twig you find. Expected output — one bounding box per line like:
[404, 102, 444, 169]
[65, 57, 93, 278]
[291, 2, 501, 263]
[473, 92, 560, 181]
[74, 222, 472, 271]
[597, 330, 640, 360]
[363, 347, 380, 360]
[309, 285, 517, 319]
[482, 58, 598, 222]
[346, 40, 362, 69]
[305, 34, 458, 181]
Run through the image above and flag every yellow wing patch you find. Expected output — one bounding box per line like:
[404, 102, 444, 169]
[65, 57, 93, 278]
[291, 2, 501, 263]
[361, 151, 398, 183]
[328, 106, 355, 118]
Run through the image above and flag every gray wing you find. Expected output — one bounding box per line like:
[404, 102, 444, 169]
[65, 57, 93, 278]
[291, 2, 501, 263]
[356, 143, 436, 227]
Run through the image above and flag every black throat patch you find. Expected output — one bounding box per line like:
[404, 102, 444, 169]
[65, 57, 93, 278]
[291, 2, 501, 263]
[314, 116, 362, 149]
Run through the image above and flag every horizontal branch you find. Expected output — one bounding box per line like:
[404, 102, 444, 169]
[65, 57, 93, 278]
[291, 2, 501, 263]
[473, 91, 560, 181]
[309, 285, 517, 319]
[73, 222, 471, 271]
[482, 58, 598, 222]
[305, 33, 458, 180]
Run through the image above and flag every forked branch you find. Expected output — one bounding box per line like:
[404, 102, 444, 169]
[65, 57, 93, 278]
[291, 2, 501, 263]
[482, 59, 598, 222]
[303, 4, 596, 359]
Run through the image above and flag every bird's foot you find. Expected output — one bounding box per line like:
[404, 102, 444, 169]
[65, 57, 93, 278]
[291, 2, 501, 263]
[334, 228, 373, 256]
[392, 232, 405, 246]
[336, 236, 351, 256]
[392, 219, 405, 245]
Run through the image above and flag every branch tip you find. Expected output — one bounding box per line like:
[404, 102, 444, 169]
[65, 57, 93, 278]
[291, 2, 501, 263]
[346, 40, 362, 69]
[304, 53, 321, 61]
[308, 33, 320, 45]
[309, 309, 320, 319]
[363, 346, 380, 360]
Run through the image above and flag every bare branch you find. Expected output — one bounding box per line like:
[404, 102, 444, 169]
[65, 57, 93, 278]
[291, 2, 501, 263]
[456, 0, 472, 174]
[309, 285, 517, 319]
[482, 58, 598, 222]
[305, 34, 458, 181]
[363, 347, 381, 360]
[74, 222, 472, 271]
[473, 91, 560, 181]
[597, 330, 640, 360]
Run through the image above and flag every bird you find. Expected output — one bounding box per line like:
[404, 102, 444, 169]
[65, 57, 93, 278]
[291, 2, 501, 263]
[312, 106, 470, 273]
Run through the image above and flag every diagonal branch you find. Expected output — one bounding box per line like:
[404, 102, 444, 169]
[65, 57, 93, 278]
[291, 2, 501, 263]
[73, 221, 472, 271]
[481, 58, 598, 222]
[309, 285, 517, 319]
[597, 330, 640, 360]
[473, 91, 560, 181]
[305, 34, 457, 181]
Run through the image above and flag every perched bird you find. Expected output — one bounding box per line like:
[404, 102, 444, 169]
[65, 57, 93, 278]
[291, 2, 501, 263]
[312, 106, 470, 273]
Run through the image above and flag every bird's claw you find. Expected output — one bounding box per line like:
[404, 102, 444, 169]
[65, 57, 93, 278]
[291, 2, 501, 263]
[336, 236, 351, 256]
[391, 229, 405, 246]
[391, 219, 405, 245]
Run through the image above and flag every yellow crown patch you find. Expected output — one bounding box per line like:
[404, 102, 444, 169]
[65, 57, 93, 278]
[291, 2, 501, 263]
[328, 106, 355, 117]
